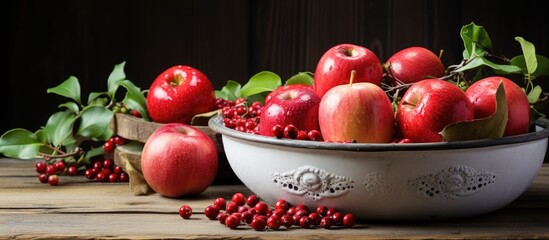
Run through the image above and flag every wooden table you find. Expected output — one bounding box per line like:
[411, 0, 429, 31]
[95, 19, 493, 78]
[1, 158, 548, 239]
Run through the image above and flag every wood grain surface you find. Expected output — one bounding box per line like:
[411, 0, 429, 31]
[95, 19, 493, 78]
[1, 158, 548, 239]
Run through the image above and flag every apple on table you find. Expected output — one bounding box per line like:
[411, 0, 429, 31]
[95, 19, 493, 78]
[385, 46, 446, 85]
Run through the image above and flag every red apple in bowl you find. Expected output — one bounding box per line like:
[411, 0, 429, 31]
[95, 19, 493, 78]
[386, 46, 445, 85]
[319, 71, 394, 143]
[147, 65, 216, 124]
[259, 86, 321, 137]
[313, 43, 383, 99]
[465, 76, 530, 136]
[141, 123, 218, 198]
[396, 79, 474, 143]
[264, 84, 314, 105]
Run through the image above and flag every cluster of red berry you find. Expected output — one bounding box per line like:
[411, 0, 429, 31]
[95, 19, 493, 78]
[179, 192, 355, 231]
[219, 98, 262, 135]
[103, 136, 128, 153]
[35, 160, 70, 185]
[112, 102, 141, 118]
[84, 156, 129, 183]
[270, 124, 323, 141]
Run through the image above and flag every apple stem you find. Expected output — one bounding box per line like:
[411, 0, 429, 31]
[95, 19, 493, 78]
[349, 70, 357, 86]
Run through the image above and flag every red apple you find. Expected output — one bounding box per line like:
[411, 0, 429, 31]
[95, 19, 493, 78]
[319, 71, 394, 143]
[259, 86, 321, 137]
[465, 76, 530, 136]
[141, 123, 218, 198]
[313, 43, 383, 99]
[396, 79, 474, 143]
[147, 65, 216, 124]
[264, 84, 314, 105]
[386, 46, 445, 85]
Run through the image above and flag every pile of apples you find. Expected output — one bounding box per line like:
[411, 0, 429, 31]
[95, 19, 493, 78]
[261, 43, 530, 144]
[139, 43, 530, 198]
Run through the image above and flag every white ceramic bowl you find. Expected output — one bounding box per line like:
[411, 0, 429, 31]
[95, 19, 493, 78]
[209, 116, 549, 221]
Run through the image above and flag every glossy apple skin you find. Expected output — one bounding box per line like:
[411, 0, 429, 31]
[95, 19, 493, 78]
[141, 123, 218, 198]
[319, 82, 394, 143]
[396, 79, 474, 143]
[147, 65, 215, 124]
[259, 87, 321, 137]
[465, 76, 530, 136]
[386, 46, 445, 85]
[264, 84, 314, 105]
[314, 43, 383, 99]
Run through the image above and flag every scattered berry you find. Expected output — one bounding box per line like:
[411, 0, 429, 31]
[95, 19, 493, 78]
[179, 205, 192, 219]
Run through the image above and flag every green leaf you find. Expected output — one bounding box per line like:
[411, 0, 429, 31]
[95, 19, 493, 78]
[441, 82, 508, 141]
[45, 111, 77, 147]
[77, 106, 114, 140]
[215, 80, 242, 100]
[460, 22, 492, 59]
[58, 101, 80, 113]
[47, 76, 81, 105]
[88, 91, 108, 105]
[117, 79, 150, 121]
[515, 37, 538, 75]
[240, 71, 282, 97]
[84, 146, 106, 161]
[0, 128, 47, 159]
[107, 61, 127, 98]
[527, 85, 542, 104]
[510, 55, 549, 78]
[286, 72, 314, 86]
[191, 109, 220, 126]
[456, 56, 521, 74]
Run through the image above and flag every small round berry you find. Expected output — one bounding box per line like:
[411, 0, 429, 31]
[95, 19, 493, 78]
[326, 207, 338, 216]
[204, 205, 220, 220]
[46, 164, 57, 175]
[307, 130, 323, 141]
[67, 165, 78, 176]
[103, 141, 115, 153]
[119, 172, 129, 182]
[179, 205, 192, 219]
[38, 173, 48, 183]
[246, 194, 260, 207]
[213, 197, 227, 210]
[103, 159, 114, 169]
[54, 161, 66, 172]
[299, 216, 312, 229]
[47, 175, 59, 186]
[231, 192, 247, 206]
[217, 212, 229, 224]
[272, 208, 286, 217]
[251, 216, 267, 231]
[316, 205, 328, 217]
[84, 169, 95, 179]
[281, 214, 294, 228]
[35, 162, 47, 174]
[113, 165, 123, 174]
[320, 216, 334, 229]
[308, 212, 321, 225]
[224, 215, 240, 229]
[283, 124, 298, 139]
[225, 201, 239, 214]
[296, 130, 310, 140]
[271, 125, 284, 139]
[132, 110, 141, 118]
[95, 171, 107, 182]
[342, 213, 356, 227]
[267, 215, 282, 230]
[113, 136, 127, 145]
[331, 212, 344, 225]
[254, 201, 269, 215]
[108, 173, 119, 182]
[275, 199, 290, 211]
[241, 211, 253, 224]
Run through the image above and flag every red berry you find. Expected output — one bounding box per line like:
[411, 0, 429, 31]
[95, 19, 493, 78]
[246, 194, 260, 207]
[320, 216, 334, 229]
[283, 124, 298, 139]
[35, 162, 47, 174]
[103, 159, 114, 169]
[84, 169, 95, 179]
[95, 171, 107, 182]
[254, 201, 269, 215]
[108, 173, 119, 182]
[231, 192, 246, 206]
[307, 130, 323, 141]
[47, 175, 59, 186]
[46, 164, 57, 175]
[271, 125, 284, 139]
[132, 110, 141, 117]
[331, 212, 344, 225]
[217, 212, 229, 224]
[113, 136, 127, 145]
[237, 206, 249, 213]
[296, 130, 310, 140]
[275, 199, 290, 211]
[225, 202, 239, 214]
[308, 212, 321, 225]
[251, 216, 267, 231]
[213, 197, 227, 210]
[281, 214, 294, 228]
[67, 165, 78, 176]
[241, 211, 253, 224]
[113, 166, 123, 174]
[54, 161, 66, 172]
[224, 215, 240, 229]
[299, 216, 312, 228]
[272, 208, 286, 217]
[103, 141, 115, 153]
[316, 205, 328, 217]
[38, 173, 48, 183]
[326, 207, 338, 216]
[267, 215, 282, 230]
[119, 172, 129, 182]
[342, 213, 356, 227]
[286, 207, 297, 216]
[179, 205, 192, 219]
[205, 205, 220, 220]
[295, 204, 309, 213]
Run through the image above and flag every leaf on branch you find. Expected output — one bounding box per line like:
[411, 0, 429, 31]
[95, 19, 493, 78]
[240, 71, 282, 97]
[47, 76, 82, 105]
[77, 106, 114, 140]
[286, 72, 314, 86]
[117, 79, 150, 121]
[515, 37, 538, 75]
[45, 111, 77, 147]
[215, 80, 242, 100]
[107, 61, 127, 98]
[0, 128, 48, 159]
[460, 22, 492, 59]
[511, 55, 549, 78]
[441, 81, 508, 141]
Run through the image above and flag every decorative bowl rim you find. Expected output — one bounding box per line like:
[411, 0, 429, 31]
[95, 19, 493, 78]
[208, 115, 549, 152]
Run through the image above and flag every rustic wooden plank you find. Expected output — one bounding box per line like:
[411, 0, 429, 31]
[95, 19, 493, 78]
[1, 159, 548, 239]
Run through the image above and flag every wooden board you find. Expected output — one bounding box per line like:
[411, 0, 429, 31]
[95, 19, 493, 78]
[1, 158, 549, 239]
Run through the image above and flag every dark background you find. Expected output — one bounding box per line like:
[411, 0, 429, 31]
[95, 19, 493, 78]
[4, 0, 549, 140]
